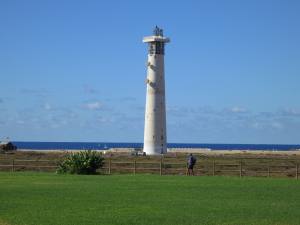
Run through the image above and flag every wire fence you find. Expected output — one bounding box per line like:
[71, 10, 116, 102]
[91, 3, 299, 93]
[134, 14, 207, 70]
[0, 157, 299, 179]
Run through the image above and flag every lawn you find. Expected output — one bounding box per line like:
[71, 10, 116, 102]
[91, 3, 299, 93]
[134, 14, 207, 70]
[0, 172, 299, 225]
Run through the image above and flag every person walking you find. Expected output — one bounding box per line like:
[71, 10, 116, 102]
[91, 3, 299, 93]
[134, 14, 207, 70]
[187, 153, 197, 176]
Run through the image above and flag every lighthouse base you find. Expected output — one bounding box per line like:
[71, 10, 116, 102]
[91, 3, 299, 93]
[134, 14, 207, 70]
[143, 145, 167, 155]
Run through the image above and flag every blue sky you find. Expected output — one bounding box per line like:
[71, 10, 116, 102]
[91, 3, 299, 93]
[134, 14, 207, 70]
[0, 0, 300, 144]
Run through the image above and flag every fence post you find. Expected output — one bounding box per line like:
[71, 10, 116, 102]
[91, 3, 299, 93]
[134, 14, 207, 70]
[212, 160, 215, 176]
[296, 164, 298, 180]
[160, 156, 163, 176]
[12, 159, 15, 172]
[38, 160, 41, 172]
[134, 158, 136, 175]
[239, 160, 242, 178]
[267, 164, 270, 178]
[108, 157, 111, 175]
[186, 162, 188, 176]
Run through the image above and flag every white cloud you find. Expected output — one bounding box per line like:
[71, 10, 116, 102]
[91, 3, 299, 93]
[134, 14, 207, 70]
[281, 108, 300, 117]
[230, 106, 247, 113]
[271, 122, 283, 129]
[97, 116, 113, 123]
[16, 120, 25, 125]
[84, 101, 102, 110]
[43, 103, 52, 110]
[251, 122, 261, 129]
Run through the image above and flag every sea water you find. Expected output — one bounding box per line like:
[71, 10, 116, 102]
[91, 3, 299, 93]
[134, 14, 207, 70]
[13, 141, 300, 151]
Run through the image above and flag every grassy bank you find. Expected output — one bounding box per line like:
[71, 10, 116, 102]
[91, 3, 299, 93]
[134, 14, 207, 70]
[0, 172, 300, 225]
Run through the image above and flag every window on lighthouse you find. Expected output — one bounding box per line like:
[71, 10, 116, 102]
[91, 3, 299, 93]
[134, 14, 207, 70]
[149, 42, 164, 55]
[149, 43, 155, 55]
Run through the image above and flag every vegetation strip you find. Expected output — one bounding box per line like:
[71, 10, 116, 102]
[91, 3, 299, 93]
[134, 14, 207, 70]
[0, 172, 300, 225]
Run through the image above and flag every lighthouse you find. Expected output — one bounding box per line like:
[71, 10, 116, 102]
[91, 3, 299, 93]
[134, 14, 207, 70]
[143, 26, 170, 155]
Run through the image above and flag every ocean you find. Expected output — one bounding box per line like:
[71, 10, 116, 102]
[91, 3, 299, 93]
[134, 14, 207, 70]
[13, 141, 300, 151]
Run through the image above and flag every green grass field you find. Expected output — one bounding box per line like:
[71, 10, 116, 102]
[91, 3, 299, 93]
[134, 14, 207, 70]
[0, 172, 299, 225]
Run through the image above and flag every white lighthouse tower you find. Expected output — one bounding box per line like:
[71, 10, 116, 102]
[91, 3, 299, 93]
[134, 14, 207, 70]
[143, 26, 170, 155]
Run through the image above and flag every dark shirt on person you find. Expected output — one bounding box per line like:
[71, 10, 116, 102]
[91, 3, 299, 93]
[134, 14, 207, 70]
[187, 155, 196, 167]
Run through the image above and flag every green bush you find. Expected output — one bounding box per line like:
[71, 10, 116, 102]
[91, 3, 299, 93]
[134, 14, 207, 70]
[57, 150, 104, 174]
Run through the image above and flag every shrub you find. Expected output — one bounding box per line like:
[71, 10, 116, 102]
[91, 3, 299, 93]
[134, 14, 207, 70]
[57, 150, 104, 174]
